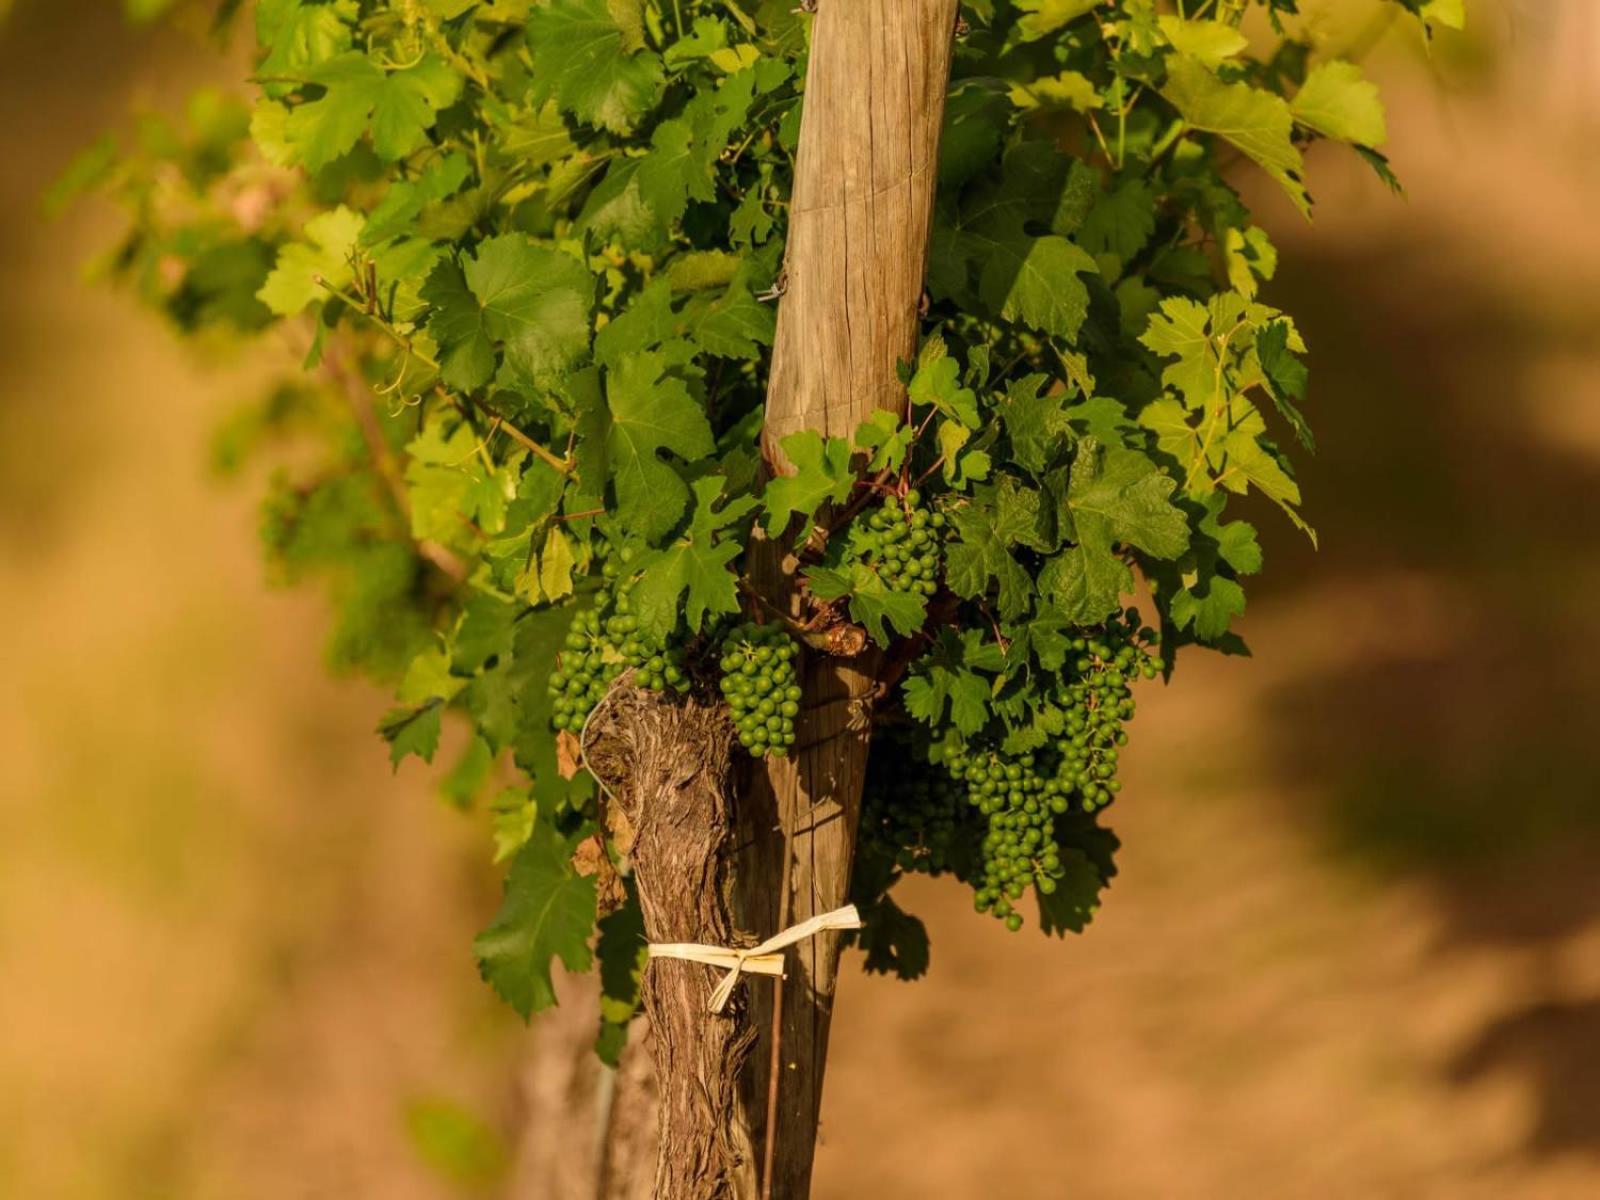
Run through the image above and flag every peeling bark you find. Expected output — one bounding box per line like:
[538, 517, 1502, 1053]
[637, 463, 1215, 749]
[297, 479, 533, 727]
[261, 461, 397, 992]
[589, 691, 760, 1200]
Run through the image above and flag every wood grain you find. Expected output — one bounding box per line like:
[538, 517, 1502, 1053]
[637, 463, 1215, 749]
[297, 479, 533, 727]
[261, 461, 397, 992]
[741, 3, 960, 1196]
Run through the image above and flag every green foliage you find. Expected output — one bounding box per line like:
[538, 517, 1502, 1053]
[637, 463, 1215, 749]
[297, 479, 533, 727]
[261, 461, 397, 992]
[73, 0, 1451, 1031]
[474, 822, 598, 1018]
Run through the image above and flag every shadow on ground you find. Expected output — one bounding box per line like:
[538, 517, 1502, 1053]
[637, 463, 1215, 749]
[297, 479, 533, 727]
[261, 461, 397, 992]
[1258, 225, 1600, 1161]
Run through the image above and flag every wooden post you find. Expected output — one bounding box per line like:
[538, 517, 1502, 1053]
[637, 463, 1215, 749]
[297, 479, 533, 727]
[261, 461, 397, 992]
[740, 2, 960, 1195]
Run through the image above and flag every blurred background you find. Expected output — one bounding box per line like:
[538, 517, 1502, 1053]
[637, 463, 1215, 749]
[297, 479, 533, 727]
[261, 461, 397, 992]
[1, 1, 1597, 1197]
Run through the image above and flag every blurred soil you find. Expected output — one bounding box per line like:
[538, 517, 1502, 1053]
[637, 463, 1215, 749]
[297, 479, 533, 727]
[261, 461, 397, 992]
[2, 3, 1598, 1199]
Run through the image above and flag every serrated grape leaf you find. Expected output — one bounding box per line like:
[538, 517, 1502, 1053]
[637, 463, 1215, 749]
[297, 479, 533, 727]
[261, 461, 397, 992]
[1036, 848, 1110, 936]
[680, 275, 774, 360]
[855, 409, 914, 473]
[1157, 15, 1249, 66]
[1011, 0, 1098, 41]
[361, 152, 470, 246]
[256, 0, 355, 95]
[1355, 146, 1405, 195]
[944, 502, 1034, 619]
[1043, 439, 1189, 623]
[452, 590, 519, 674]
[806, 564, 927, 648]
[597, 351, 716, 542]
[763, 430, 855, 538]
[474, 822, 597, 1018]
[1066, 440, 1191, 560]
[902, 629, 997, 736]
[974, 233, 1098, 343]
[1039, 540, 1131, 625]
[423, 234, 593, 393]
[1391, 0, 1465, 38]
[908, 354, 980, 429]
[257, 204, 363, 315]
[489, 787, 537, 865]
[1139, 295, 1217, 407]
[404, 414, 514, 542]
[284, 52, 461, 171]
[630, 475, 756, 638]
[993, 474, 1057, 552]
[1078, 177, 1157, 264]
[1065, 395, 1141, 449]
[378, 700, 443, 768]
[1009, 70, 1102, 114]
[1224, 225, 1278, 299]
[934, 143, 1099, 341]
[1001, 374, 1073, 474]
[527, 0, 665, 134]
[1291, 61, 1387, 148]
[508, 605, 589, 811]
[1256, 319, 1314, 450]
[636, 117, 717, 226]
[1161, 56, 1310, 217]
[939, 83, 1009, 188]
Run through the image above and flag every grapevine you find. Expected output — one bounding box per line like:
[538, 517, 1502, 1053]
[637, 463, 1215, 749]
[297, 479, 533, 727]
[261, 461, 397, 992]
[549, 563, 688, 735]
[66, 0, 1464, 1179]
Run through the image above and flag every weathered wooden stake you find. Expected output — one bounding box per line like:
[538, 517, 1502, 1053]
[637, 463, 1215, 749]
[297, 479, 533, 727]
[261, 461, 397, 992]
[740, 3, 960, 1196]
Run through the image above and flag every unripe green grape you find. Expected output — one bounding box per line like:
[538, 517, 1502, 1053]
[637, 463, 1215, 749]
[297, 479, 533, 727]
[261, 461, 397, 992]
[718, 621, 800, 757]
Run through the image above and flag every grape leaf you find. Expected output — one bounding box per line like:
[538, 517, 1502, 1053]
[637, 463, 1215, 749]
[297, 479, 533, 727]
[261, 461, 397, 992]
[1161, 56, 1310, 217]
[1043, 439, 1189, 623]
[944, 501, 1034, 619]
[763, 430, 855, 538]
[474, 822, 598, 1018]
[257, 205, 363, 315]
[596, 351, 716, 542]
[806, 564, 927, 648]
[1163, 494, 1263, 642]
[527, 0, 665, 134]
[908, 354, 980, 429]
[1064, 440, 1191, 561]
[630, 476, 757, 639]
[1001, 374, 1073, 474]
[285, 53, 461, 171]
[594, 892, 647, 1064]
[902, 629, 999, 737]
[1078, 178, 1157, 265]
[378, 699, 443, 768]
[974, 233, 1098, 344]
[1036, 846, 1113, 937]
[1291, 61, 1387, 148]
[1157, 15, 1249, 66]
[423, 235, 593, 393]
[1011, 0, 1099, 41]
[1256, 319, 1313, 450]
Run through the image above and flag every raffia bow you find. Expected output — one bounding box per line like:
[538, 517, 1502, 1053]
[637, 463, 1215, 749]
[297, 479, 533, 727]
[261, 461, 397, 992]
[647, 904, 864, 1014]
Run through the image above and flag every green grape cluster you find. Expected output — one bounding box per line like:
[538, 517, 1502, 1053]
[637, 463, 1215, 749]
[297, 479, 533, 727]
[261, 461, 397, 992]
[547, 564, 686, 734]
[858, 737, 971, 878]
[854, 489, 947, 597]
[1049, 608, 1164, 814]
[945, 747, 1069, 932]
[718, 621, 801, 757]
[933, 611, 1164, 932]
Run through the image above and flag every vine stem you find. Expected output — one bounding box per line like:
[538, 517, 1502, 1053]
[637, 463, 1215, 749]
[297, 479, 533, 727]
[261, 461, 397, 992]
[310, 273, 573, 474]
[321, 338, 468, 582]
